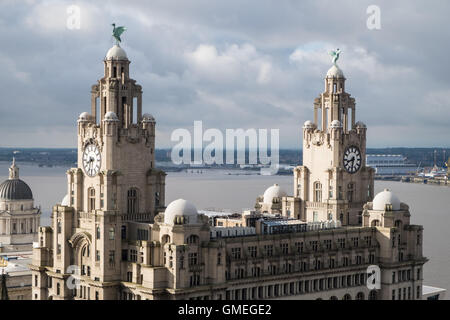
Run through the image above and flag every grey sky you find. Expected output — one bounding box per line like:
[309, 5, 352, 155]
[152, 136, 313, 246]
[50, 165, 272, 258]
[0, 0, 449, 148]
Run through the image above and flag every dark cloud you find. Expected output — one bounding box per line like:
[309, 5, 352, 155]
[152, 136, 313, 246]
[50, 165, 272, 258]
[0, 0, 448, 148]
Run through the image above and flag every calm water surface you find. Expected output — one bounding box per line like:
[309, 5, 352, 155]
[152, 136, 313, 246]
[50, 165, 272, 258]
[1, 163, 449, 297]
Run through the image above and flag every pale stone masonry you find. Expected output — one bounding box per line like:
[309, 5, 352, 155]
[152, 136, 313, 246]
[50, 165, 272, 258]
[30, 43, 427, 300]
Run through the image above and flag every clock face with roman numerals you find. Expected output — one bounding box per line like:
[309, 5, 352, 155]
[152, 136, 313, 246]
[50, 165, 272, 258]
[82, 143, 101, 177]
[343, 146, 361, 174]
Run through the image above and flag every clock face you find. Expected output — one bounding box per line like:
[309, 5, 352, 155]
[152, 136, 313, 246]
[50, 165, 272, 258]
[82, 143, 101, 177]
[343, 146, 361, 174]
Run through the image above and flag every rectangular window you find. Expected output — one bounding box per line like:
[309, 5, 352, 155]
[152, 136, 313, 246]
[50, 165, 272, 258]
[109, 228, 115, 240]
[109, 250, 115, 267]
[130, 249, 138, 262]
[127, 271, 133, 282]
[188, 253, 198, 266]
[264, 245, 273, 257]
[310, 241, 318, 252]
[247, 246, 257, 258]
[280, 243, 289, 255]
[295, 242, 304, 254]
[231, 247, 241, 259]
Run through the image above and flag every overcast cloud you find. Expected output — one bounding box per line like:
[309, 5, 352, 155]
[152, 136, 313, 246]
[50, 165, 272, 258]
[0, 0, 449, 148]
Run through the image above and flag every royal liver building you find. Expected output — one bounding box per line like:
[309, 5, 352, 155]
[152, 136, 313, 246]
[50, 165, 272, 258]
[31, 41, 428, 300]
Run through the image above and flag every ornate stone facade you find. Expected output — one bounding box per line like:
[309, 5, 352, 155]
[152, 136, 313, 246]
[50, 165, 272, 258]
[30, 44, 428, 300]
[0, 159, 40, 251]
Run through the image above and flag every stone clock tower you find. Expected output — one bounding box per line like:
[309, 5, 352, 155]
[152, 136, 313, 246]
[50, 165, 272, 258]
[31, 43, 166, 300]
[71, 43, 166, 222]
[289, 61, 374, 226]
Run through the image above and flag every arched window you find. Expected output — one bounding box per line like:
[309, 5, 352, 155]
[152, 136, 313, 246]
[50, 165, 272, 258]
[314, 182, 322, 202]
[57, 283, 61, 296]
[161, 234, 171, 245]
[368, 290, 378, 300]
[342, 294, 352, 300]
[88, 188, 96, 212]
[356, 292, 365, 300]
[127, 188, 138, 214]
[347, 183, 354, 202]
[155, 192, 160, 207]
[96, 226, 101, 239]
[186, 235, 199, 244]
[330, 296, 338, 300]
[371, 219, 380, 227]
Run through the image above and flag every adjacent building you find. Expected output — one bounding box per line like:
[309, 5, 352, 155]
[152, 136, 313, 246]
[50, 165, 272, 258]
[0, 159, 40, 299]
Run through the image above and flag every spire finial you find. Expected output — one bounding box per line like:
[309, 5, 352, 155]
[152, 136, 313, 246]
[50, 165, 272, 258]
[111, 23, 127, 45]
[9, 157, 19, 180]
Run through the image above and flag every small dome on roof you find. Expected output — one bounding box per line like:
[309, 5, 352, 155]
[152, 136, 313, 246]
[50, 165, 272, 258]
[164, 199, 198, 225]
[303, 120, 315, 129]
[263, 184, 287, 204]
[104, 111, 119, 121]
[106, 44, 128, 60]
[373, 189, 401, 211]
[0, 160, 33, 200]
[61, 194, 70, 206]
[142, 113, 155, 122]
[78, 112, 92, 121]
[326, 65, 344, 78]
[330, 120, 342, 128]
[0, 179, 33, 200]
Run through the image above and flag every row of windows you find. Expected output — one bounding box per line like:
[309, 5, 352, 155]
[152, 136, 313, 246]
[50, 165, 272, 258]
[229, 237, 374, 259]
[83, 188, 162, 214]
[310, 182, 358, 202]
[392, 286, 420, 300]
[392, 268, 421, 283]
[220, 276, 377, 300]
[226, 253, 375, 281]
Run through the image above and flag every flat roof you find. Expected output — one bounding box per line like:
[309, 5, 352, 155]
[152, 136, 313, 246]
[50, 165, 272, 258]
[422, 285, 447, 295]
[0, 252, 32, 275]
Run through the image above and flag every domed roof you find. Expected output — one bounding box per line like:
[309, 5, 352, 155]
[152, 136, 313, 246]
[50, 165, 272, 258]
[61, 194, 70, 206]
[303, 120, 316, 129]
[326, 65, 344, 78]
[164, 199, 198, 225]
[142, 113, 155, 122]
[355, 121, 367, 128]
[373, 189, 401, 211]
[0, 179, 33, 200]
[263, 184, 287, 204]
[104, 111, 119, 121]
[78, 112, 93, 121]
[330, 120, 342, 128]
[106, 44, 128, 60]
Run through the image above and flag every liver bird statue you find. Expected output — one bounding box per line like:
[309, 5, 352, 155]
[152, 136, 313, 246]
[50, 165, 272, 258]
[112, 23, 127, 44]
[328, 48, 342, 66]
